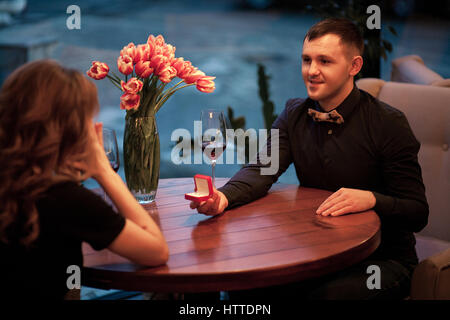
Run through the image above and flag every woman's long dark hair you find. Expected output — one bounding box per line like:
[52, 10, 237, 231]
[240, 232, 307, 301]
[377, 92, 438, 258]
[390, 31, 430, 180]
[0, 60, 99, 246]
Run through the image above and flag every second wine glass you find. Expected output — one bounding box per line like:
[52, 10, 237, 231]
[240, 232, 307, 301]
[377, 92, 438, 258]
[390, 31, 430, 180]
[200, 109, 227, 186]
[103, 127, 120, 172]
[102, 127, 120, 200]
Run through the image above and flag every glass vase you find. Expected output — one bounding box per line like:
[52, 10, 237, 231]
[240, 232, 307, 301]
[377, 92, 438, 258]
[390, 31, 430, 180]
[123, 115, 160, 203]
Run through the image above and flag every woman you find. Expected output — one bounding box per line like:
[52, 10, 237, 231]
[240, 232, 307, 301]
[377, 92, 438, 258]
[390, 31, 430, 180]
[0, 60, 168, 299]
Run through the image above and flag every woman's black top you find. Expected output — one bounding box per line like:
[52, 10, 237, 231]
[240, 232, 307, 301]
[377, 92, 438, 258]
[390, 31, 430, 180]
[0, 181, 125, 300]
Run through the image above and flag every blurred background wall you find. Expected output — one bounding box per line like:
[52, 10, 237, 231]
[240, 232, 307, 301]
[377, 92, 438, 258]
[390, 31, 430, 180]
[0, 0, 448, 186]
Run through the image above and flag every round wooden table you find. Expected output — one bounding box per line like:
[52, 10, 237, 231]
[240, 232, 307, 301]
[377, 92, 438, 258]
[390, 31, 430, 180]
[82, 178, 381, 293]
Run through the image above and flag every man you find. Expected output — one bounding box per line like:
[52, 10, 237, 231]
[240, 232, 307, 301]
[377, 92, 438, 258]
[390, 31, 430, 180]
[190, 18, 428, 299]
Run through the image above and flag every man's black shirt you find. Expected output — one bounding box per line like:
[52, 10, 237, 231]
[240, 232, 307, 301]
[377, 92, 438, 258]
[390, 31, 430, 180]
[219, 86, 428, 267]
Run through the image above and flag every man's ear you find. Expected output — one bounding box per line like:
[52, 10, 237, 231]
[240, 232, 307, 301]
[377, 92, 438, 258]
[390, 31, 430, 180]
[349, 56, 363, 76]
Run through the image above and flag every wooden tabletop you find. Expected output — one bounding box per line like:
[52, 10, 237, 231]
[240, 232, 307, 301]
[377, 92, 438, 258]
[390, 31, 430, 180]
[82, 178, 381, 293]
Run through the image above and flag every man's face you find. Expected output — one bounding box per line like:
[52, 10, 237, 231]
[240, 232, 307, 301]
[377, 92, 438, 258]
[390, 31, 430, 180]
[302, 34, 356, 109]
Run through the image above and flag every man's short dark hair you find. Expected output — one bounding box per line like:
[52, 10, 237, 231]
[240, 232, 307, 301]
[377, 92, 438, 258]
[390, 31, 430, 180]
[304, 18, 364, 56]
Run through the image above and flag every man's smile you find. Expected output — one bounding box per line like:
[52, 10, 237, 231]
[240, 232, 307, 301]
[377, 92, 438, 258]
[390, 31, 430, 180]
[308, 79, 324, 84]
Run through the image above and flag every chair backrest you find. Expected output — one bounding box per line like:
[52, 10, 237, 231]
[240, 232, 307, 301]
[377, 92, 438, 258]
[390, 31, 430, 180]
[356, 78, 450, 242]
[391, 55, 450, 87]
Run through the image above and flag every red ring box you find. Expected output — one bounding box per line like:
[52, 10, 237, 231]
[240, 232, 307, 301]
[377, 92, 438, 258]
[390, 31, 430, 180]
[185, 174, 213, 202]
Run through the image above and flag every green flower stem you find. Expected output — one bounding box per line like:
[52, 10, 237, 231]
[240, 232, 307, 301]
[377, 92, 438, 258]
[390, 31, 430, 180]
[172, 79, 186, 87]
[107, 75, 122, 90]
[162, 79, 185, 93]
[136, 77, 194, 116]
[154, 83, 194, 113]
[110, 71, 122, 82]
[123, 116, 160, 198]
[143, 76, 159, 117]
[121, 74, 200, 201]
[157, 81, 167, 91]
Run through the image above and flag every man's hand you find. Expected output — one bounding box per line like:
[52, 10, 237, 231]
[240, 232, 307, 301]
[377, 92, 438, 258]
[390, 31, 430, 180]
[190, 188, 229, 216]
[316, 188, 376, 217]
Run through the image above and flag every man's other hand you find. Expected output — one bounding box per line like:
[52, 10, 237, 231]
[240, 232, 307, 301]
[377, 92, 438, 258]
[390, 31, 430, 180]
[190, 188, 229, 216]
[316, 188, 376, 217]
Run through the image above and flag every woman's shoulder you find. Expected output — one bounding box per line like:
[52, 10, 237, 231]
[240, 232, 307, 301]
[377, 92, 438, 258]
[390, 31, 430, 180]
[40, 180, 96, 204]
[36, 180, 110, 218]
[46, 179, 88, 193]
[50, 179, 110, 197]
[36, 180, 125, 249]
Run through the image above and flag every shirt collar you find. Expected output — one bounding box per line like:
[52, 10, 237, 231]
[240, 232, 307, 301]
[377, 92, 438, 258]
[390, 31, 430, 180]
[312, 85, 360, 121]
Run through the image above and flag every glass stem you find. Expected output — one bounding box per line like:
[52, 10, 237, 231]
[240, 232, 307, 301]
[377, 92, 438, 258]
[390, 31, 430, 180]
[211, 159, 216, 187]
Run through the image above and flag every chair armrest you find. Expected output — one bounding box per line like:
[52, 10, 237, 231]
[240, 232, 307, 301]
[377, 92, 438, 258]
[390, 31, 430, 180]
[391, 55, 444, 85]
[410, 248, 450, 300]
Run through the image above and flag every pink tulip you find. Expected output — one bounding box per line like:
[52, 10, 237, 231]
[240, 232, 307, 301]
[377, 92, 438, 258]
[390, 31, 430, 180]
[155, 35, 165, 47]
[181, 61, 195, 79]
[172, 57, 184, 73]
[135, 60, 154, 78]
[172, 57, 192, 78]
[134, 44, 150, 64]
[150, 55, 169, 75]
[147, 34, 165, 48]
[158, 66, 177, 83]
[196, 76, 216, 93]
[120, 92, 140, 110]
[121, 77, 143, 94]
[149, 55, 177, 82]
[147, 34, 168, 60]
[162, 44, 176, 61]
[120, 43, 136, 62]
[183, 69, 205, 84]
[147, 34, 164, 48]
[86, 61, 109, 80]
[117, 55, 133, 75]
[147, 34, 156, 46]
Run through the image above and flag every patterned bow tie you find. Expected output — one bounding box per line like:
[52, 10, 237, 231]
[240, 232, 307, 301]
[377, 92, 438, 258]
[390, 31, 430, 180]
[308, 108, 344, 124]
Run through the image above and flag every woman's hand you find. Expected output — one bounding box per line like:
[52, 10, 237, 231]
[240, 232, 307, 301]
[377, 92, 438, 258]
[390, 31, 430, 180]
[66, 122, 113, 181]
[65, 123, 169, 266]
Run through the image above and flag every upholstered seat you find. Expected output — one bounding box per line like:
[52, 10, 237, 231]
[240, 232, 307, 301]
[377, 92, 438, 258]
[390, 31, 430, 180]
[356, 78, 450, 300]
[410, 248, 450, 300]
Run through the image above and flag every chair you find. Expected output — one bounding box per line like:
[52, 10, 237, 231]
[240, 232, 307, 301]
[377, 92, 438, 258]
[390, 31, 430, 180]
[356, 78, 450, 300]
[391, 55, 450, 87]
[410, 248, 450, 299]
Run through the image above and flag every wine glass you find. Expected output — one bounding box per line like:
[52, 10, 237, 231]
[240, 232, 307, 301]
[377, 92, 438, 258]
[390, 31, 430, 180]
[200, 109, 227, 186]
[102, 127, 120, 200]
